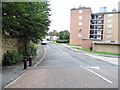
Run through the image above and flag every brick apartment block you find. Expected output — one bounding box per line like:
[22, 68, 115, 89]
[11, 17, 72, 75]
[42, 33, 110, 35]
[70, 6, 120, 53]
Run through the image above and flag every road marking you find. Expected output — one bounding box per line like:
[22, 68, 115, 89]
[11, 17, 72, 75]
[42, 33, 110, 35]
[37, 49, 39, 55]
[87, 66, 100, 70]
[33, 47, 46, 67]
[80, 66, 112, 84]
[4, 45, 46, 88]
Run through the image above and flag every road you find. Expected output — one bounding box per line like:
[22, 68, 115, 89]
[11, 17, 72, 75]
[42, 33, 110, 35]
[6, 42, 118, 88]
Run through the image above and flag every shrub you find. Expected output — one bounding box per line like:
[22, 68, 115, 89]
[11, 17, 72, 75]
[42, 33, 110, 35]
[2, 50, 23, 66]
[18, 43, 37, 59]
[56, 40, 69, 43]
[28, 43, 37, 58]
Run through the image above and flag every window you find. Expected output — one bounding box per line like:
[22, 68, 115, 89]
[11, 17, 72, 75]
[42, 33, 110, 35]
[107, 19, 112, 23]
[98, 21, 102, 23]
[79, 10, 83, 13]
[107, 30, 112, 33]
[107, 25, 112, 28]
[78, 34, 82, 38]
[79, 16, 83, 20]
[106, 35, 112, 39]
[97, 26, 102, 28]
[108, 14, 113, 17]
[78, 28, 82, 32]
[79, 22, 82, 25]
[97, 31, 101, 34]
[97, 36, 101, 39]
[98, 15, 102, 18]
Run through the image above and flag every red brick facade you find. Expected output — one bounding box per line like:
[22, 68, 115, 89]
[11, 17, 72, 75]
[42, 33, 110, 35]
[82, 39, 101, 49]
[70, 7, 91, 45]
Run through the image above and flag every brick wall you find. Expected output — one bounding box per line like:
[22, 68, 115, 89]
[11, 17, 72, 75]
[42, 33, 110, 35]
[82, 39, 101, 49]
[70, 8, 91, 45]
[93, 43, 120, 54]
[2, 37, 25, 54]
[0, 37, 2, 64]
[1, 37, 25, 64]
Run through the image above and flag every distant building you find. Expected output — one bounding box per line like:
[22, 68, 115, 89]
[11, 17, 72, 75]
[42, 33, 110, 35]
[99, 7, 107, 13]
[70, 6, 120, 54]
[118, 1, 120, 11]
[103, 12, 119, 42]
[70, 7, 91, 45]
[46, 36, 59, 41]
[90, 13, 104, 40]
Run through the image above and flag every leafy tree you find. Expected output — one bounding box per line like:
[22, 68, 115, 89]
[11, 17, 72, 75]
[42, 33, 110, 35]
[2, 2, 51, 43]
[59, 30, 70, 40]
[59, 31, 64, 40]
[48, 30, 59, 36]
[62, 30, 70, 40]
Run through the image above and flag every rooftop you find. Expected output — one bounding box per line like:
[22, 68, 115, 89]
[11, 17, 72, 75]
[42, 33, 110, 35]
[71, 7, 91, 10]
[92, 41, 120, 45]
[93, 11, 120, 14]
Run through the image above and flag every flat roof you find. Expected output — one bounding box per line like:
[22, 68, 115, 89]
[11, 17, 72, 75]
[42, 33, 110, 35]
[71, 7, 91, 10]
[92, 41, 120, 45]
[93, 11, 120, 14]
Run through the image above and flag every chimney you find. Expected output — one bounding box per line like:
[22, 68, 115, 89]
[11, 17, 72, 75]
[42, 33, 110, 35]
[112, 8, 117, 12]
[79, 5, 82, 8]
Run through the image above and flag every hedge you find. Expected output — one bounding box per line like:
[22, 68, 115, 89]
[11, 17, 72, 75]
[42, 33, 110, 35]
[56, 40, 69, 43]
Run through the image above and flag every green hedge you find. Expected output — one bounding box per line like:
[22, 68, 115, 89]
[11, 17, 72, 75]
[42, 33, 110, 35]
[18, 43, 37, 58]
[2, 43, 37, 66]
[56, 40, 69, 43]
[2, 50, 23, 66]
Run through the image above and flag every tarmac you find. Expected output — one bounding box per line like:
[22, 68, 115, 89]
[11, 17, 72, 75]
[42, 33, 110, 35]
[61, 44, 119, 66]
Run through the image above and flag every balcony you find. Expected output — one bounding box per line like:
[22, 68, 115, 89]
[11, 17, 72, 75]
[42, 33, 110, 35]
[89, 37, 102, 40]
[90, 33, 103, 35]
[92, 18, 104, 21]
[90, 29, 104, 31]
[91, 23, 104, 25]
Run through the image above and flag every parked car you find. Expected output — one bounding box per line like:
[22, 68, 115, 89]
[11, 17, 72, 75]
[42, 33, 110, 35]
[41, 39, 47, 45]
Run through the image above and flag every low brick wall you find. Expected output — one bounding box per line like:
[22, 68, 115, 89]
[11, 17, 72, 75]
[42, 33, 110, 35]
[1, 37, 26, 64]
[0, 37, 2, 64]
[93, 43, 120, 54]
[2, 37, 25, 54]
[82, 39, 101, 49]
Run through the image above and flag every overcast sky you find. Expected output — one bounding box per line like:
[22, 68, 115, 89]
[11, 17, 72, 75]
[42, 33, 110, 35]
[48, 0, 119, 32]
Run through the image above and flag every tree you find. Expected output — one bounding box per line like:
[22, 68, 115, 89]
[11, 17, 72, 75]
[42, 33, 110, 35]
[59, 31, 64, 40]
[62, 30, 70, 40]
[59, 30, 70, 40]
[48, 30, 59, 36]
[2, 2, 51, 43]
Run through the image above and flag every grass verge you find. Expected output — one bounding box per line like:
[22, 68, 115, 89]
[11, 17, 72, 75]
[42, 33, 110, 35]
[72, 47, 120, 56]
[51, 42, 61, 45]
[60, 43, 81, 46]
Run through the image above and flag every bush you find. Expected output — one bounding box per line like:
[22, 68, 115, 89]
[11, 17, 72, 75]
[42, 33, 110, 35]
[2, 50, 23, 66]
[18, 43, 37, 59]
[56, 40, 69, 43]
[28, 43, 37, 58]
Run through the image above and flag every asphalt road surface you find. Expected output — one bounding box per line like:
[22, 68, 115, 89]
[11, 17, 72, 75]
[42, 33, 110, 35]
[6, 42, 118, 88]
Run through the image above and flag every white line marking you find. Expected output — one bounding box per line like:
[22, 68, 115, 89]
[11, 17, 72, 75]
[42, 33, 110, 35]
[33, 47, 46, 67]
[87, 66, 100, 70]
[4, 45, 46, 88]
[37, 49, 39, 55]
[80, 66, 112, 84]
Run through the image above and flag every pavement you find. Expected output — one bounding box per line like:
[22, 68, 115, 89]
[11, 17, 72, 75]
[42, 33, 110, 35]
[2, 42, 119, 89]
[2, 44, 45, 89]
[61, 43, 119, 66]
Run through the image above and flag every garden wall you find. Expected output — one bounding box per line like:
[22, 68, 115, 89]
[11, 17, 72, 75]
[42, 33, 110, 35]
[1, 36, 25, 64]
